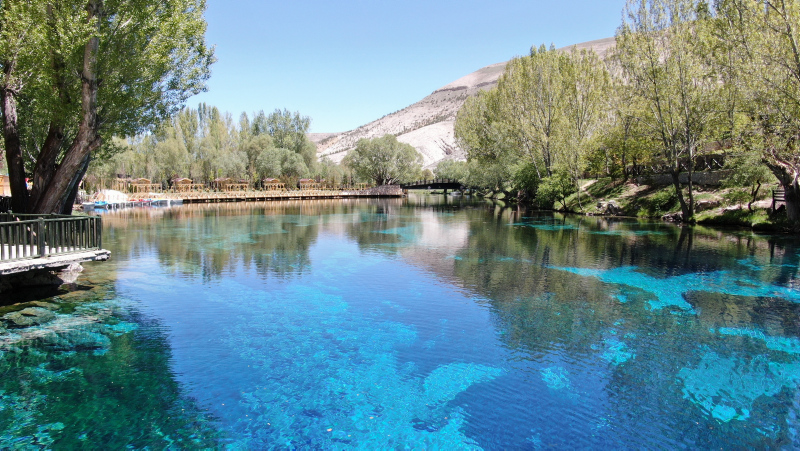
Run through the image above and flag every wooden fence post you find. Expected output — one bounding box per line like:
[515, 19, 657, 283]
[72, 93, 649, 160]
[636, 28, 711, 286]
[38, 218, 46, 257]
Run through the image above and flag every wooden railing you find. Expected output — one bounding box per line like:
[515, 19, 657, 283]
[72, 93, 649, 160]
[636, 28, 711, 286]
[402, 179, 462, 188]
[0, 213, 102, 262]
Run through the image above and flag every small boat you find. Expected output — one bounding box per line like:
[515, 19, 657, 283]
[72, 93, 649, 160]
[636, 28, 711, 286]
[82, 202, 95, 210]
[94, 201, 108, 209]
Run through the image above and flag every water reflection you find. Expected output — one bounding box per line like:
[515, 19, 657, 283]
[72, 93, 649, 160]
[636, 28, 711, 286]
[2, 195, 799, 448]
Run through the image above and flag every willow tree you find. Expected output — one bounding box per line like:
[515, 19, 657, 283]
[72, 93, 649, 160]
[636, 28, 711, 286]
[615, 0, 717, 221]
[0, 0, 214, 214]
[714, 0, 800, 222]
[344, 135, 422, 186]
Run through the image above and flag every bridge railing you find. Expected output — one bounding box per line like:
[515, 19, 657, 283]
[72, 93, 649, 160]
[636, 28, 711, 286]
[402, 178, 462, 188]
[0, 213, 102, 262]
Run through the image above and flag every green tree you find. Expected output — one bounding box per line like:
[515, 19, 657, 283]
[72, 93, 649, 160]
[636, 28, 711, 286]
[614, 0, 717, 221]
[434, 160, 469, 182]
[252, 109, 317, 171]
[537, 169, 577, 210]
[497, 45, 566, 178]
[344, 135, 422, 185]
[558, 47, 612, 209]
[714, 0, 800, 222]
[255, 147, 284, 180]
[722, 151, 772, 211]
[241, 134, 275, 180]
[454, 89, 516, 195]
[593, 83, 651, 181]
[0, 0, 214, 213]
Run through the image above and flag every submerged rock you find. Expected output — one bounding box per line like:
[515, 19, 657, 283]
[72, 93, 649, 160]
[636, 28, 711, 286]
[2, 307, 56, 327]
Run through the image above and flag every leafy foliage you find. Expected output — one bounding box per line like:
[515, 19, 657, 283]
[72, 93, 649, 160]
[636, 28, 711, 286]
[343, 135, 423, 185]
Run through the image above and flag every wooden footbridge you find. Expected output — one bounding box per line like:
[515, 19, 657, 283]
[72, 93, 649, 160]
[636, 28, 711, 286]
[400, 179, 464, 194]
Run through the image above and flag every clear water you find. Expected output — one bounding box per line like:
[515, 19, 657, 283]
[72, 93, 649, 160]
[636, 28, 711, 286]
[2, 196, 800, 449]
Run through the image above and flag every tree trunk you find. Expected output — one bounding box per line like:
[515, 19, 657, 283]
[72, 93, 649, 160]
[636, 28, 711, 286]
[685, 156, 695, 222]
[29, 123, 65, 208]
[33, 1, 101, 214]
[784, 178, 800, 222]
[60, 153, 91, 215]
[1, 80, 29, 213]
[669, 169, 690, 221]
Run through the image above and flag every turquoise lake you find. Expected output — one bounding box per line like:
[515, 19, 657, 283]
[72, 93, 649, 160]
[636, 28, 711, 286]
[2, 195, 800, 448]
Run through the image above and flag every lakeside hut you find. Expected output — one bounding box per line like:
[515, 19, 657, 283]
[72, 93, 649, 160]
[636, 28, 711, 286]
[262, 178, 285, 191]
[212, 177, 231, 191]
[130, 177, 159, 193]
[172, 177, 194, 192]
[298, 178, 321, 190]
[228, 179, 250, 191]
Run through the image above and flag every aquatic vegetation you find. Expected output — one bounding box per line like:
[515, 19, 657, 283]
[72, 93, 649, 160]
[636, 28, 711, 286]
[0, 297, 219, 448]
[716, 327, 800, 355]
[376, 225, 421, 241]
[678, 348, 800, 423]
[599, 338, 635, 366]
[224, 285, 503, 448]
[541, 367, 570, 390]
[550, 265, 800, 311]
[0, 390, 64, 448]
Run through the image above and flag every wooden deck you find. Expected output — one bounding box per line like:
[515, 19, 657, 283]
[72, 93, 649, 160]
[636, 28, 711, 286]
[0, 248, 109, 275]
[0, 214, 109, 289]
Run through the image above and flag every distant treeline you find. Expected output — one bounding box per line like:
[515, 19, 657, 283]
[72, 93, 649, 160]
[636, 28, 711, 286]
[89, 104, 351, 187]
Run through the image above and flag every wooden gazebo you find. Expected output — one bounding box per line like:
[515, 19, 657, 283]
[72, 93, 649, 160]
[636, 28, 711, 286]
[262, 178, 285, 191]
[298, 178, 321, 190]
[211, 177, 231, 191]
[130, 178, 160, 193]
[172, 177, 195, 192]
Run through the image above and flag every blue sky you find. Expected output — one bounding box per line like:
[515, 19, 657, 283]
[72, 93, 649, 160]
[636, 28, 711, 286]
[191, 0, 626, 133]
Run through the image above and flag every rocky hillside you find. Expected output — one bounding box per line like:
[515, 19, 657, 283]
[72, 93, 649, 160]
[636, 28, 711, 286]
[313, 37, 616, 169]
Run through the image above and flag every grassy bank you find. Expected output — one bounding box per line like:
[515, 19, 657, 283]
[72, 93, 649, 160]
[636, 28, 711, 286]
[555, 178, 794, 232]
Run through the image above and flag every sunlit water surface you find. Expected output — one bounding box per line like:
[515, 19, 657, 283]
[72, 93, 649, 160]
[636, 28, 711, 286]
[2, 196, 800, 449]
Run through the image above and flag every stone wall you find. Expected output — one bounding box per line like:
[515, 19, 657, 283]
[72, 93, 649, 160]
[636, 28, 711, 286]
[635, 170, 733, 187]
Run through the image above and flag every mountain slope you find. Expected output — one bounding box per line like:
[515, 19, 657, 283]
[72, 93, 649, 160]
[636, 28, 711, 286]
[313, 37, 616, 169]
